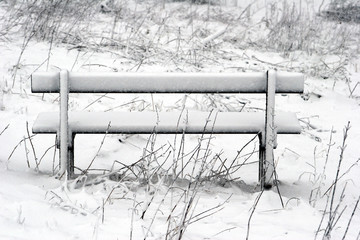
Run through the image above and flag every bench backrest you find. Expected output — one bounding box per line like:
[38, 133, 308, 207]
[31, 72, 304, 94]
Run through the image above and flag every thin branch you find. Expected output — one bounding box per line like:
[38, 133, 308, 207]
[26, 121, 38, 170]
[84, 121, 111, 174]
[8, 135, 35, 163]
[23, 136, 30, 168]
[323, 157, 360, 197]
[328, 122, 350, 222]
[188, 194, 232, 225]
[342, 195, 360, 240]
[246, 189, 264, 240]
[0, 124, 9, 136]
[38, 144, 56, 166]
[82, 94, 108, 110]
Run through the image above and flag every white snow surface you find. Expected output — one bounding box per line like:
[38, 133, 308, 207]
[0, 1, 360, 240]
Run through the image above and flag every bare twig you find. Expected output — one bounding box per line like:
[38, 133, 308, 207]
[71, 50, 81, 71]
[226, 133, 259, 177]
[81, 63, 118, 72]
[246, 189, 264, 240]
[348, 82, 359, 98]
[26, 121, 38, 170]
[8, 135, 35, 166]
[212, 226, 237, 238]
[84, 121, 111, 174]
[323, 158, 360, 197]
[0, 123, 9, 136]
[83, 94, 108, 110]
[38, 144, 56, 166]
[329, 122, 350, 222]
[46, 28, 55, 71]
[188, 194, 231, 225]
[104, 98, 143, 112]
[315, 188, 331, 240]
[342, 195, 360, 240]
[130, 193, 136, 240]
[23, 136, 30, 168]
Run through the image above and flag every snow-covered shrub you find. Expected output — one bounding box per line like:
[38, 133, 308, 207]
[322, 0, 360, 23]
[1, 0, 99, 42]
[241, 1, 360, 81]
[264, 2, 316, 53]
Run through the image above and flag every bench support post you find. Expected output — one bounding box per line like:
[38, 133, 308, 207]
[59, 70, 70, 179]
[260, 70, 277, 189]
[67, 134, 75, 178]
[258, 140, 265, 186]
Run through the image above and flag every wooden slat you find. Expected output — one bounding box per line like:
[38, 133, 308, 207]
[32, 111, 302, 135]
[31, 72, 304, 94]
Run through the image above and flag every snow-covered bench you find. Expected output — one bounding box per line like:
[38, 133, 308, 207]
[31, 70, 304, 189]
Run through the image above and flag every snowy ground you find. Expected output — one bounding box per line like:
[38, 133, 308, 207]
[0, 1, 360, 239]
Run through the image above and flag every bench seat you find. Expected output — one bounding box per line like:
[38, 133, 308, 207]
[32, 111, 301, 135]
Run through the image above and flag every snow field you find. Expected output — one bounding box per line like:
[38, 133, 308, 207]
[0, 0, 360, 239]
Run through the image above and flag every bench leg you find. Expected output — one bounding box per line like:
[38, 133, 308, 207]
[264, 146, 275, 189]
[67, 134, 75, 179]
[259, 147, 275, 189]
[258, 144, 265, 186]
[260, 69, 277, 190]
[59, 69, 71, 179]
[258, 134, 275, 190]
[58, 133, 75, 179]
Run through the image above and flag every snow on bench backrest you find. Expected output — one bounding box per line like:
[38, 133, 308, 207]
[31, 72, 304, 94]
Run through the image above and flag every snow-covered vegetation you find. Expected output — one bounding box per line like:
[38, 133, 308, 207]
[0, 0, 359, 239]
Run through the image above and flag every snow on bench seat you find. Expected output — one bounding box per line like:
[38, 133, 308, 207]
[32, 111, 301, 135]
